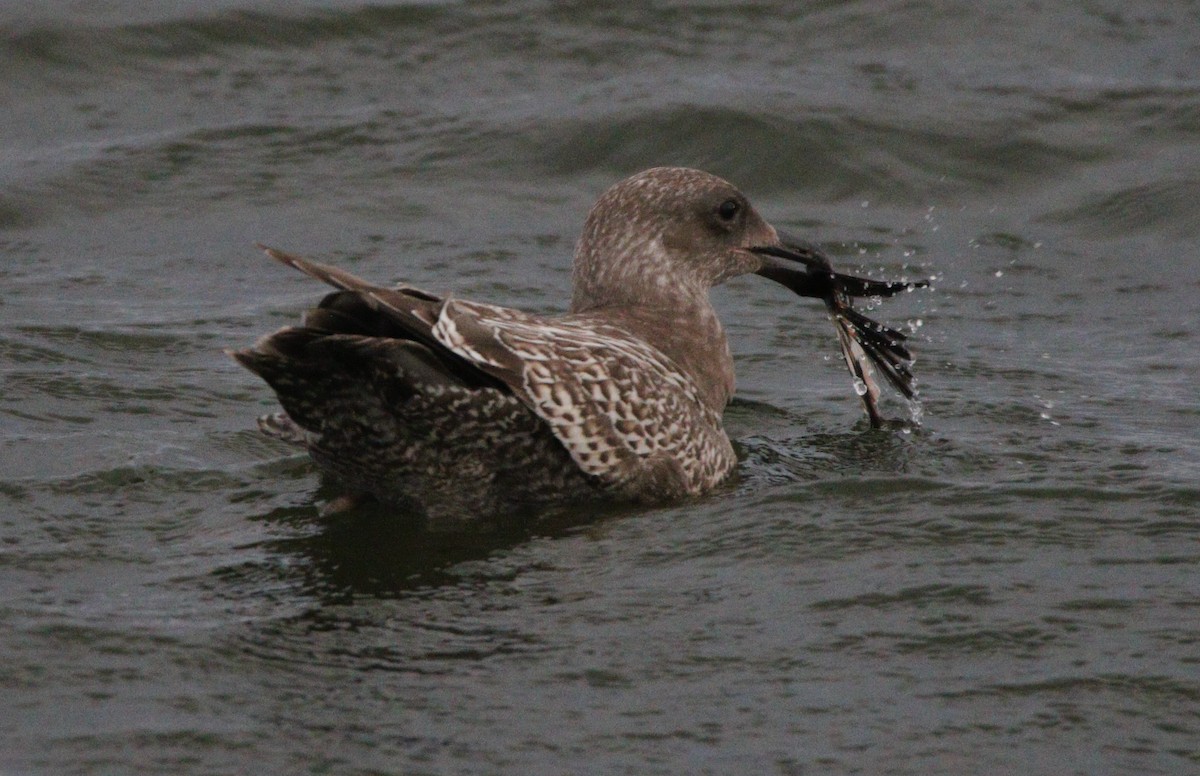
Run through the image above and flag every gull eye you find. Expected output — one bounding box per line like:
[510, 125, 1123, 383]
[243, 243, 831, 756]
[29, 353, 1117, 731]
[717, 198, 740, 221]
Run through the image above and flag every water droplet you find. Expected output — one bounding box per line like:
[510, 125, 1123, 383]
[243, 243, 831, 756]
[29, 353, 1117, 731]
[994, 270, 1004, 277]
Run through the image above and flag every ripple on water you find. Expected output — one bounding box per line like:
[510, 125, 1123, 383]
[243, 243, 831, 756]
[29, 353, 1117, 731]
[1041, 177, 1200, 238]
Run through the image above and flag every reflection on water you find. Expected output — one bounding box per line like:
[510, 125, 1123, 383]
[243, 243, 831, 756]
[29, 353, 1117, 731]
[238, 495, 629, 600]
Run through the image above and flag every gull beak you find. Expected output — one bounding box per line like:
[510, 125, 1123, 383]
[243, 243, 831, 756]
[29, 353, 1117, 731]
[750, 234, 928, 428]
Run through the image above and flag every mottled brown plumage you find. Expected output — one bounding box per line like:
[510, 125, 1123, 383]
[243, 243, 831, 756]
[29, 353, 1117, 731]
[231, 167, 926, 520]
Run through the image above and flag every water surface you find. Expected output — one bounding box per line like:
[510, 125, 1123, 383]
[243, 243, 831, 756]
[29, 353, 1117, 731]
[2, 2, 1198, 774]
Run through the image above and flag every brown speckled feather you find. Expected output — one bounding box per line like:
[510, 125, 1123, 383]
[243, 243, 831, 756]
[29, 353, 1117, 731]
[232, 167, 926, 520]
[431, 300, 734, 498]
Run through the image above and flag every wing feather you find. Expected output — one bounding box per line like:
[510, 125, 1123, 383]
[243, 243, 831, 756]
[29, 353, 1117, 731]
[428, 300, 735, 495]
[246, 246, 736, 498]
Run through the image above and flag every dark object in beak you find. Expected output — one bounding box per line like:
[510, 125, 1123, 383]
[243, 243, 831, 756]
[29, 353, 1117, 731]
[751, 235, 929, 428]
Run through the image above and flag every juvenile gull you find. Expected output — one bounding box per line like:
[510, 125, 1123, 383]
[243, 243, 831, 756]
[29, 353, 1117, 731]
[231, 167, 925, 519]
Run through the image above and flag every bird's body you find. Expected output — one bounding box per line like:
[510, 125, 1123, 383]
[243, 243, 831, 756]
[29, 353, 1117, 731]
[232, 168, 925, 520]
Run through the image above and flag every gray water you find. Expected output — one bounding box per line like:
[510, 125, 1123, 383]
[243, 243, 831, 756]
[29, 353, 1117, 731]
[3, 2, 1199, 774]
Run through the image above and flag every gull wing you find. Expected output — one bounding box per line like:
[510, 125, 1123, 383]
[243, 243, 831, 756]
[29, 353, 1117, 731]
[430, 300, 735, 497]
